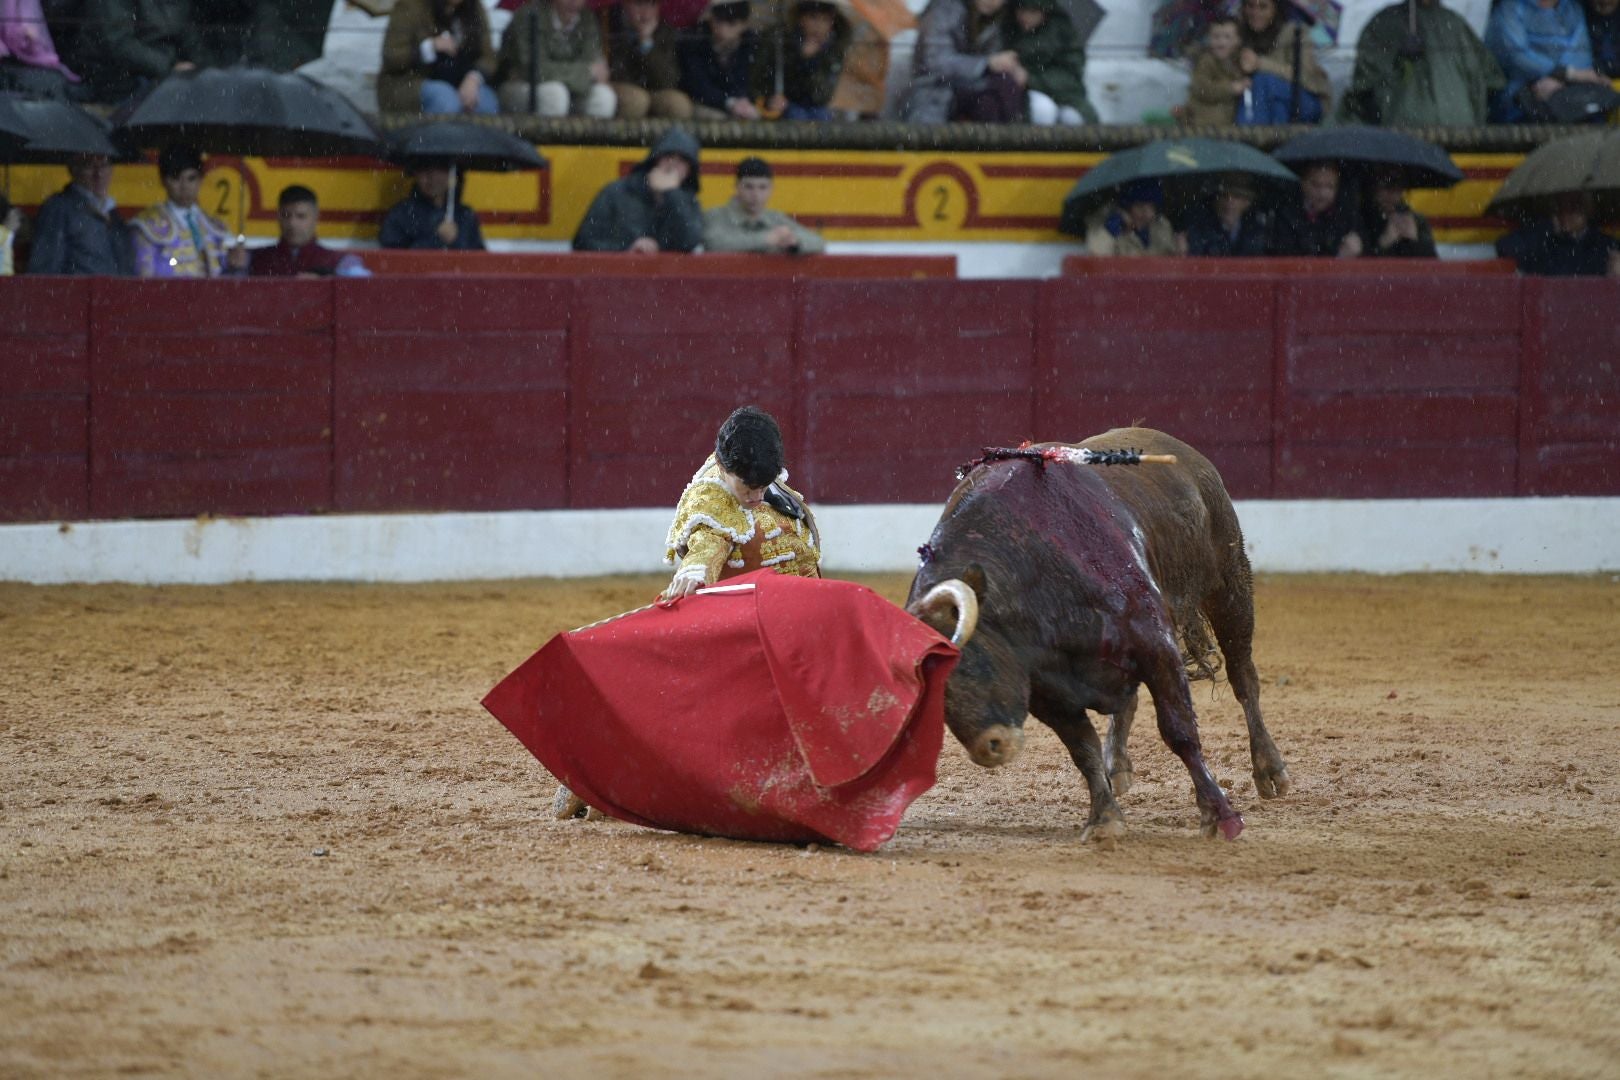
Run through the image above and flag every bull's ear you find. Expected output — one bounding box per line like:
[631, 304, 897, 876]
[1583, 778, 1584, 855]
[962, 563, 988, 602]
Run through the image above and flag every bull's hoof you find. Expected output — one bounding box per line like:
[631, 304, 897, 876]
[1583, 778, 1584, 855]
[1253, 761, 1293, 800]
[552, 785, 588, 820]
[1080, 816, 1126, 845]
[1199, 807, 1245, 841]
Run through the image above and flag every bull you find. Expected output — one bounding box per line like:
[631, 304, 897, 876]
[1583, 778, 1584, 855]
[905, 427, 1291, 841]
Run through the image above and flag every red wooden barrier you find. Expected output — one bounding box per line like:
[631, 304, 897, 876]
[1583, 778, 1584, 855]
[333, 276, 573, 512]
[1518, 278, 1620, 495]
[358, 250, 958, 280]
[1038, 277, 1275, 498]
[1273, 277, 1523, 498]
[797, 280, 1039, 504]
[1061, 256, 1518, 277]
[89, 280, 335, 518]
[566, 277, 802, 508]
[0, 279, 90, 522]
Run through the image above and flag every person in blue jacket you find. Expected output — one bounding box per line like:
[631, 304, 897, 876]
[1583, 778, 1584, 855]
[1486, 0, 1607, 120]
[378, 160, 486, 250]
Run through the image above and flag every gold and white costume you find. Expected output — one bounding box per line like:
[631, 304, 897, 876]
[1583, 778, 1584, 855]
[665, 455, 820, 587]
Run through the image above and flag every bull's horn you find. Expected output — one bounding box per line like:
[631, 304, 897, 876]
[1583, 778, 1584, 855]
[913, 580, 979, 646]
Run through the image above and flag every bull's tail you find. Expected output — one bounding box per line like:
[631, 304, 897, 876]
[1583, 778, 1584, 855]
[1177, 606, 1224, 684]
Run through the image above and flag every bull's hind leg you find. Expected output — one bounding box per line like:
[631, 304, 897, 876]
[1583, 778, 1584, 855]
[1103, 690, 1138, 796]
[1040, 709, 1127, 843]
[1205, 579, 1292, 798]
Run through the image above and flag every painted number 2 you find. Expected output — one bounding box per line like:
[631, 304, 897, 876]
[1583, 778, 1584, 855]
[213, 177, 232, 216]
[932, 184, 950, 221]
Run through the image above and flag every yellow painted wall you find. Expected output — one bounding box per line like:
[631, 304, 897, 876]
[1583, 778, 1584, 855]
[4, 146, 1521, 245]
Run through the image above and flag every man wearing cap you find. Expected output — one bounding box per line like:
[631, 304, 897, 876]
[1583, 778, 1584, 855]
[1181, 173, 1270, 257]
[703, 157, 826, 255]
[573, 128, 704, 253]
[678, 0, 761, 119]
[130, 144, 246, 278]
[27, 154, 134, 276]
[1083, 178, 1178, 257]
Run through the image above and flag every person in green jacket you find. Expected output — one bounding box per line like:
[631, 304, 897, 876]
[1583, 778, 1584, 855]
[703, 157, 827, 254]
[76, 0, 203, 102]
[497, 0, 617, 118]
[1004, 0, 1098, 125]
[1338, 0, 1504, 126]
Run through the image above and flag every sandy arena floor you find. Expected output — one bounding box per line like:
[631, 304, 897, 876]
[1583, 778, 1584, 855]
[2, 572, 1618, 1078]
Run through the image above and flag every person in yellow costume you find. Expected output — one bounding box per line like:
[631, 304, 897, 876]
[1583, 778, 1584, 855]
[554, 404, 821, 819]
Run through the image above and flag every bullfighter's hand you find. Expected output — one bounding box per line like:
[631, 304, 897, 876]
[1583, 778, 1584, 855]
[436, 218, 459, 246]
[662, 574, 702, 600]
[227, 243, 249, 272]
[629, 236, 661, 253]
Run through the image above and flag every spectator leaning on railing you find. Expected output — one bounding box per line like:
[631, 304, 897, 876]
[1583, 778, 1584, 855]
[379, 160, 488, 249]
[379, 0, 498, 115]
[573, 127, 704, 252]
[129, 144, 246, 278]
[1496, 191, 1620, 275]
[703, 156, 826, 254]
[1270, 161, 1362, 258]
[605, 0, 694, 119]
[27, 154, 133, 276]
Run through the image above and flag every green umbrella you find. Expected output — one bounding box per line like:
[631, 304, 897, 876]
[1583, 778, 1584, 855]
[1060, 137, 1300, 235]
[1484, 129, 1620, 222]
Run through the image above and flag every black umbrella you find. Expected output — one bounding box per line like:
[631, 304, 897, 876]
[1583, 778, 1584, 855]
[114, 66, 385, 158]
[1273, 126, 1463, 190]
[0, 95, 124, 164]
[387, 120, 548, 173]
[1061, 138, 1300, 234]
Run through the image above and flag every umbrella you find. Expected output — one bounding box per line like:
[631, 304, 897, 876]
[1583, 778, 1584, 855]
[0, 95, 124, 164]
[1273, 126, 1463, 190]
[114, 66, 384, 159]
[1060, 137, 1299, 234]
[1058, 0, 1107, 46]
[1485, 129, 1620, 221]
[481, 570, 961, 852]
[387, 120, 547, 172]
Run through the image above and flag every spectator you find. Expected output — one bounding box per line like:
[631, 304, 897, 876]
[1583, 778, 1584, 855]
[573, 127, 703, 252]
[678, 0, 761, 120]
[497, 0, 616, 118]
[1235, 0, 1329, 124]
[1183, 15, 1244, 124]
[1084, 179, 1178, 257]
[1486, 0, 1605, 121]
[194, 0, 255, 67]
[27, 154, 133, 275]
[1270, 161, 1361, 257]
[248, 185, 349, 277]
[1357, 169, 1437, 258]
[76, 0, 202, 103]
[0, 194, 20, 275]
[753, 0, 853, 121]
[1005, 0, 1098, 125]
[379, 161, 487, 249]
[1338, 0, 1504, 125]
[1181, 172, 1270, 256]
[1496, 191, 1620, 275]
[901, 0, 1025, 123]
[129, 144, 245, 278]
[1585, 0, 1620, 78]
[703, 156, 827, 254]
[0, 0, 81, 99]
[378, 0, 497, 115]
[605, 0, 693, 119]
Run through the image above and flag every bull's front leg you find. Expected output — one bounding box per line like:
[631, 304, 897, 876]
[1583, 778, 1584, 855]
[1141, 649, 1243, 841]
[1039, 708, 1127, 843]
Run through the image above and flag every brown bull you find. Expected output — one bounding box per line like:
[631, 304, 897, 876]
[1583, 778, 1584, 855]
[906, 427, 1291, 841]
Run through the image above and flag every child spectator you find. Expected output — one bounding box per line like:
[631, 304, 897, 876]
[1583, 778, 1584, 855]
[1235, 0, 1329, 124]
[1005, 0, 1098, 125]
[753, 0, 854, 121]
[497, 0, 617, 118]
[572, 128, 704, 252]
[703, 156, 826, 254]
[76, 0, 202, 103]
[379, 161, 487, 250]
[1084, 179, 1178, 257]
[130, 144, 245, 278]
[606, 0, 694, 119]
[1181, 172, 1269, 256]
[902, 0, 1025, 123]
[0, 0, 81, 99]
[1184, 15, 1244, 124]
[378, 0, 497, 115]
[679, 0, 761, 119]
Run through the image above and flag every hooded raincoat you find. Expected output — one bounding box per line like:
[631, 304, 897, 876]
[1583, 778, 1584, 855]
[572, 128, 705, 252]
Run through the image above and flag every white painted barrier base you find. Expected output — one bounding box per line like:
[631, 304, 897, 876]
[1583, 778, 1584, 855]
[1, 498, 1616, 585]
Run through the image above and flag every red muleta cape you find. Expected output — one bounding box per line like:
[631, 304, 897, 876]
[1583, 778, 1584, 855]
[482, 569, 959, 852]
